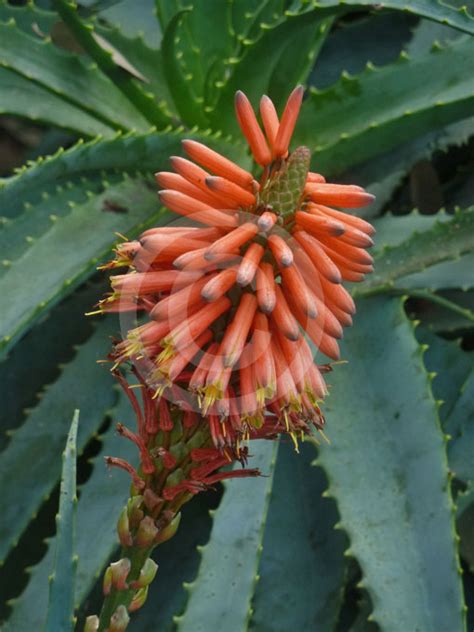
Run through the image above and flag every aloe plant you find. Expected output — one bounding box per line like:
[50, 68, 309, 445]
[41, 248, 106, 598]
[1, 1, 473, 630]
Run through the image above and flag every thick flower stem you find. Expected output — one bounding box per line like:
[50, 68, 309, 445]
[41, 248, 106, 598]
[97, 544, 154, 631]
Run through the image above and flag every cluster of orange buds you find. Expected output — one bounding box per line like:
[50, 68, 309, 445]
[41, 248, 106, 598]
[97, 86, 375, 453]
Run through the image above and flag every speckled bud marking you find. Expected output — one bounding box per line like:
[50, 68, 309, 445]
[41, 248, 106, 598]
[259, 146, 310, 220]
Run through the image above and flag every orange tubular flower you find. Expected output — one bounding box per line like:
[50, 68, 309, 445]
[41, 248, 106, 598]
[99, 85, 375, 479]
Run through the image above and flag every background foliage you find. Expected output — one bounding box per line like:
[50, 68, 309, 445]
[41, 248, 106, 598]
[1, 0, 473, 630]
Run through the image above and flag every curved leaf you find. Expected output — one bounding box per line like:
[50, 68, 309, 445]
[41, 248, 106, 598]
[0, 176, 165, 357]
[0, 18, 150, 133]
[358, 209, 474, 294]
[250, 441, 346, 631]
[0, 319, 117, 564]
[293, 0, 474, 35]
[316, 296, 464, 630]
[44, 410, 79, 632]
[295, 36, 474, 175]
[0, 67, 114, 137]
[5, 397, 135, 631]
[175, 440, 277, 632]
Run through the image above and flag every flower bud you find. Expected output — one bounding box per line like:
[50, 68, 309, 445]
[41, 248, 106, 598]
[128, 586, 149, 613]
[156, 512, 181, 544]
[127, 495, 144, 528]
[136, 516, 158, 547]
[109, 558, 131, 591]
[84, 615, 99, 631]
[109, 605, 130, 632]
[117, 506, 133, 547]
[130, 558, 158, 589]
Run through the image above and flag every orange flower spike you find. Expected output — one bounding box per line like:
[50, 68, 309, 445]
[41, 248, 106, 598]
[267, 234, 294, 267]
[205, 176, 256, 207]
[164, 296, 232, 353]
[259, 95, 280, 150]
[158, 190, 237, 228]
[256, 262, 277, 314]
[201, 267, 238, 302]
[280, 264, 317, 319]
[271, 285, 300, 341]
[235, 91, 272, 166]
[237, 243, 265, 286]
[293, 231, 342, 283]
[306, 182, 375, 208]
[204, 222, 259, 260]
[295, 211, 345, 237]
[273, 85, 304, 158]
[182, 139, 255, 190]
[221, 293, 258, 367]
[150, 274, 211, 321]
[311, 203, 375, 236]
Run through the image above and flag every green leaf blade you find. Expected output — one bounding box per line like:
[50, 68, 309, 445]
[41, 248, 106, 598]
[316, 296, 464, 630]
[176, 440, 278, 632]
[250, 441, 346, 631]
[44, 410, 79, 632]
[296, 36, 474, 176]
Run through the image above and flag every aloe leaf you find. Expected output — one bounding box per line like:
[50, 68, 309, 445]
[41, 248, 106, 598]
[249, 440, 346, 631]
[295, 36, 474, 176]
[369, 212, 474, 291]
[0, 19, 150, 133]
[175, 440, 278, 631]
[208, 10, 331, 134]
[93, 23, 175, 116]
[416, 290, 474, 334]
[316, 296, 464, 630]
[446, 370, 474, 484]
[0, 281, 104, 451]
[5, 396, 135, 631]
[0, 130, 247, 220]
[293, 0, 474, 35]
[416, 327, 473, 425]
[44, 410, 79, 632]
[0, 67, 115, 137]
[51, 0, 171, 129]
[358, 209, 474, 294]
[0, 176, 165, 357]
[0, 319, 118, 564]
[160, 9, 209, 128]
[0, 0, 57, 35]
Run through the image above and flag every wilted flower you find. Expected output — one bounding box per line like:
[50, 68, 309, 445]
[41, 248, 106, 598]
[97, 85, 374, 492]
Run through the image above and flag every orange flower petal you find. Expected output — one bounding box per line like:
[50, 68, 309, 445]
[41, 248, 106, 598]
[295, 210, 345, 237]
[235, 91, 272, 166]
[205, 222, 258, 260]
[259, 95, 279, 150]
[237, 243, 265, 286]
[159, 190, 237, 228]
[273, 85, 304, 157]
[256, 262, 277, 314]
[205, 176, 256, 207]
[293, 231, 342, 283]
[306, 183, 375, 208]
[220, 293, 258, 367]
[271, 285, 300, 341]
[311, 203, 375, 236]
[201, 267, 238, 302]
[267, 233, 294, 267]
